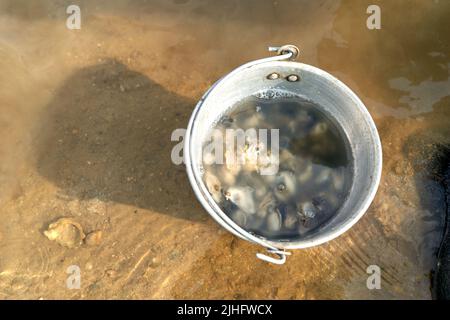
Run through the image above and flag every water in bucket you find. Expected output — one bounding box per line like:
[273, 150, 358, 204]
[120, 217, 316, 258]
[202, 91, 354, 240]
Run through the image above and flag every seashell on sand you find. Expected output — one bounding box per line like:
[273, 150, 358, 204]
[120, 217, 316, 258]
[44, 217, 85, 248]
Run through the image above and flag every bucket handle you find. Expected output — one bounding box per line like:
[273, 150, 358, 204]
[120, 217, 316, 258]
[256, 248, 292, 265]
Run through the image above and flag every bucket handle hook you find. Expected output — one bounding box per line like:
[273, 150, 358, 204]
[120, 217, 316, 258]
[268, 44, 300, 60]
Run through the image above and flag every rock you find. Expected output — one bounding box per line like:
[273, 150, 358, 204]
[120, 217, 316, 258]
[85, 230, 103, 246]
[44, 218, 85, 248]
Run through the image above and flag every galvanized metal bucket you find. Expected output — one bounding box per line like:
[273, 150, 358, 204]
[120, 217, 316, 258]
[184, 45, 382, 264]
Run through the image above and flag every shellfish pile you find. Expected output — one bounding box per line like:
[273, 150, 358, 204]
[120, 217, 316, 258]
[202, 94, 353, 240]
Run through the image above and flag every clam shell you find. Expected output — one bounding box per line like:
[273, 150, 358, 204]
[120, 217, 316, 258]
[266, 208, 282, 232]
[44, 218, 85, 248]
[230, 210, 247, 227]
[258, 192, 277, 218]
[315, 167, 332, 184]
[204, 172, 222, 203]
[284, 212, 299, 229]
[311, 122, 328, 136]
[225, 186, 256, 214]
[274, 171, 296, 201]
[331, 169, 345, 191]
[297, 161, 313, 184]
[298, 201, 317, 219]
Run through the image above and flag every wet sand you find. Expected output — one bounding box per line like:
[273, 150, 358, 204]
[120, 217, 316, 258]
[0, 0, 449, 299]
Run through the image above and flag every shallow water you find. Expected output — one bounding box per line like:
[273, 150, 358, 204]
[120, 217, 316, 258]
[203, 95, 353, 240]
[0, 0, 449, 299]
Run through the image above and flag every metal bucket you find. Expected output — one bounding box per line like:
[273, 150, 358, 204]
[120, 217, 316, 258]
[184, 45, 382, 264]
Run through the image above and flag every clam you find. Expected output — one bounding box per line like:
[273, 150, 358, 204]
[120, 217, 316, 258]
[224, 149, 241, 175]
[315, 166, 332, 184]
[277, 204, 298, 229]
[274, 171, 296, 201]
[246, 215, 265, 231]
[239, 139, 262, 172]
[230, 210, 247, 227]
[246, 173, 268, 199]
[297, 161, 313, 184]
[243, 112, 264, 128]
[258, 192, 277, 218]
[258, 150, 280, 176]
[331, 169, 345, 191]
[224, 186, 256, 214]
[255, 184, 268, 199]
[266, 207, 282, 232]
[220, 165, 237, 185]
[288, 109, 313, 133]
[312, 194, 335, 215]
[297, 201, 317, 220]
[310, 121, 328, 136]
[204, 172, 222, 203]
[203, 149, 216, 165]
[296, 202, 319, 234]
[279, 149, 296, 171]
[284, 213, 298, 229]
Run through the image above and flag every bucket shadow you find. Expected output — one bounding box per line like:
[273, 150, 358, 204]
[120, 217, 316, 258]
[35, 60, 206, 222]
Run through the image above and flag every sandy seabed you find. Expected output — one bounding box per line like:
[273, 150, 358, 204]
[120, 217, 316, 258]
[0, 0, 449, 299]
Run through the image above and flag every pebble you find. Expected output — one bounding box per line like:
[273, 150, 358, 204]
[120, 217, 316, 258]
[85, 230, 103, 246]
